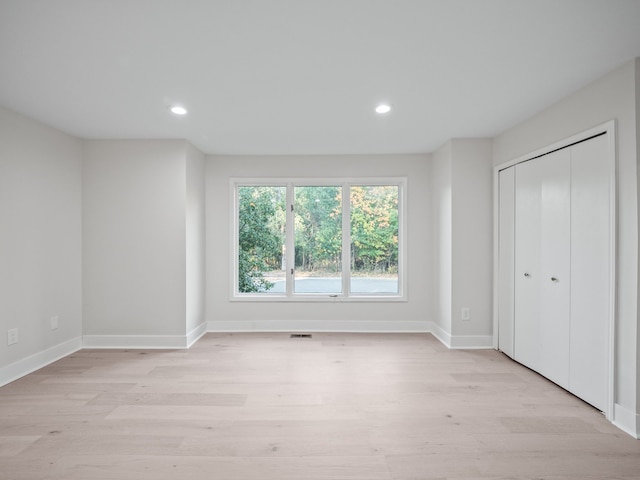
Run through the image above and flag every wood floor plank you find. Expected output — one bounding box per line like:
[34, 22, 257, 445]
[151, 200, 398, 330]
[0, 436, 41, 457]
[0, 332, 638, 480]
[87, 392, 248, 406]
[9, 454, 392, 480]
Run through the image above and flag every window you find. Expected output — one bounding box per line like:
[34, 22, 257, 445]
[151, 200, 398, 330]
[294, 185, 343, 294]
[237, 185, 286, 293]
[233, 178, 405, 300]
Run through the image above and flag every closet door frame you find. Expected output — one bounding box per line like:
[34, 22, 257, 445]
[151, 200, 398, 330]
[492, 120, 617, 420]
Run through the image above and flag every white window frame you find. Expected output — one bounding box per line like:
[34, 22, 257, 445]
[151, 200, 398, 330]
[230, 177, 407, 302]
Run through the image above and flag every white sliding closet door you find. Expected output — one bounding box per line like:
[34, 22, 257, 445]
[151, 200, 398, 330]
[569, 135, 610, 411]
[514, 149, 571, 389]
[498, 167, 515, 358]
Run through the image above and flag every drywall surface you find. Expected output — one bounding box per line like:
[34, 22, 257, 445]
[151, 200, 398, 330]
[205, 154, 431, 330]
[451, 138, 493, 337]
[0, 106, 82, 370]
[430, 141, 452, 335]
[429, 138, 493, 345]
[636, 58, 640, 415]
[186, 143, 206, 336]
[83, 140, 188, 337]
[493, 59, 638, 423]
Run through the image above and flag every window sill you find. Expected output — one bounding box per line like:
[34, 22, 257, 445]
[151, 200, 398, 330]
[230, 294, 407, 303]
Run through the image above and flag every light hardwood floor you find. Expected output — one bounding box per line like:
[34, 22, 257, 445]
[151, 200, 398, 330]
[1, 333, 639, 479]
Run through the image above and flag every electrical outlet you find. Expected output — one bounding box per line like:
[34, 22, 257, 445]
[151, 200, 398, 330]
[461, 307, 471, 321]
[7, 328, 18, 345]
[50, 316, 59, 330]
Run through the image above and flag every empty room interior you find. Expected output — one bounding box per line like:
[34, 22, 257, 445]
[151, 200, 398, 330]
[2, 1, 640, 478]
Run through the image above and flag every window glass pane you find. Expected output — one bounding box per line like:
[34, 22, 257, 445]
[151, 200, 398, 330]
[350, 185, 399, 294]
[294, 186, 342, 294]
[237, 186, 286, 293]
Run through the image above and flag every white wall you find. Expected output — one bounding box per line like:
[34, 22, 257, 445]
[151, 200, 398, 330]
[430, 141, 452, 337]
[82, 140, 190, 346]
[429, 139, 494, 347]
[186, 143, 206, 340]
[0, 106, 82, 385]
[636, 58, 640, 417]
[205, 154, 431, 331]
[493, 58, 639, 436]
[451, 139, 493, 338]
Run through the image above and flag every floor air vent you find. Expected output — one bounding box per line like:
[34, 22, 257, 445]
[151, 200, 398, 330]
[290, 333, 312, 338]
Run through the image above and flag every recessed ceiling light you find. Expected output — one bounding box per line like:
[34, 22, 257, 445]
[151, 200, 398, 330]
[375, 104, 392, 114]
[170, 106, 187, 115]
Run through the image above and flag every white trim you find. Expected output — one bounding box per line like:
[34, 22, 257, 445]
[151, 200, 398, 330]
[0, 336, 82, 387]
[207, 320, 494, 349]
[230, 178, 407, 301]
[492, 161, 500, 349]
[449, 334, 495, 349]
[428, 322, 452, 348]
[605, 123, 617, 423]
[613, 403, 640, 439]
[342, 183, 351, 296]
[82, 334, 191, 349]
[398, 177, 408, 298]
[228, 295, 408, 303]
[233, 177, 406, 186]
[229, 176, 239, 299]
[427, 322, 493, 349]
[494, 121, 615, 172]
[208, 319, 429, 334]
[186, 322, 207, 348]
[493, 120, 617, 421]
[285, 182, 295, 297]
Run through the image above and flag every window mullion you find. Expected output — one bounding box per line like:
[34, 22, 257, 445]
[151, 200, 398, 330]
[342, 183, 351, 297]
[285, 183, 295, 296]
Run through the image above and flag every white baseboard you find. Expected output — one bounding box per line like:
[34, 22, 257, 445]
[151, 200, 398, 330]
[207, 319, 493, 349]
[0, 336, 82, 387]
[82, 323, 208, 349]
[613, 403, 640, 439]
[425, 322, 494, 349]
[449, 334, 495, 349]
[187, 322, 207, 347]
[207, 319, 430, 333]
[82, 334, 191, 349]
[428, 322, 453, 347]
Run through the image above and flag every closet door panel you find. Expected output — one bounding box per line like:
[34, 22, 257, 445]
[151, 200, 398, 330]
[514, 159, 543, 372]
[514, 150, 571, 387]
[498, 167, 515, 358]
[569, 135, 610, 411]
[538, 149, 571, 388]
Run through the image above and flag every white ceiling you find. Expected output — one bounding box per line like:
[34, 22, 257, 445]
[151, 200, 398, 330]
[1, 0, 640, 155]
